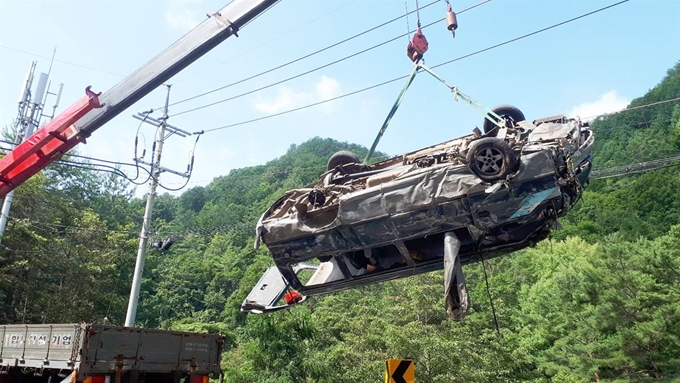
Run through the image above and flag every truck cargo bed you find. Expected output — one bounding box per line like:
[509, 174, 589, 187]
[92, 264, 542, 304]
[0, 323, 224, 380]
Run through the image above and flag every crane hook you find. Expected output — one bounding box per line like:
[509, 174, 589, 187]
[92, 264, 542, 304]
[407, 27, 429, 62]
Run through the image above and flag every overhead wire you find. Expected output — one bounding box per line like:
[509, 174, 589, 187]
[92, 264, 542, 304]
[6, 213, 253, 241]
[2, 1, 638, 197]
[430, 0, 630, 69]
[0, 119, 197, 192]
[191, 0, 631, 131]
[51, 154, 154, 186]
[160, 108, 678, 186]
[9, 216, 141, 236]
[581, 96, 680, 120]
[0, 243, 42, 254]
[0, 140, 154, 186]
[0, 45, 123, 77]
[54, 160, 134, 180]
[173, 0, 362, 85]
[592, 162, 680, 180]
[591, 155, 680, 180]
[6, 152, 679, 242]
[162, 0, 442, 110]
[1, 97, 676, 192]
[169, 0, 489, 117]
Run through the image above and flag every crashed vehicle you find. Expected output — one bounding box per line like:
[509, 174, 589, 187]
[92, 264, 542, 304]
[242, 105, 594, 319]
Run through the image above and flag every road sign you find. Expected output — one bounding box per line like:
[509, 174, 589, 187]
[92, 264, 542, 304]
[385, 359, 414, 383]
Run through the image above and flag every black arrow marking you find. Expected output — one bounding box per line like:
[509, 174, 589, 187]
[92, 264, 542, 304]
[391, 360, 412, 383]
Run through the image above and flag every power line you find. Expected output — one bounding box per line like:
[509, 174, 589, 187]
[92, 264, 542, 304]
[0, 45, 123, 77]
[4, 161, 678, 242]
[1, 128, 198, 190]
[6, 151, 679, 241]
[9, 216, 141, 236]
[157, 115, 676, 187]
[164, 0, 442, 109]
[582, 97, 680, 120]
[167, 0, 488, 115]
[205, 75, 406, 129]
[2, 101, 675, 193]
[192, 0, 631, 131]
[429, 0, 629, 69]
[591, 155, 680, 179]
[12, 153, 680, 239]
[0, 140, 155, 186]
[7, 214, 254, 240]
[172, 0, 361, 85]
[0, 243, 41, 254]
[54, 159, 153, 186]
[133, 112, 680, 187]
[591, 162, 680, 180]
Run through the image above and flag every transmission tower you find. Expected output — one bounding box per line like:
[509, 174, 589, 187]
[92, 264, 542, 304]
[0, 61, 63, 244]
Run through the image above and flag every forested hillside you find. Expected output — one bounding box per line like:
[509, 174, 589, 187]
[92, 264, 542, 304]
[1, 63, 679, 382]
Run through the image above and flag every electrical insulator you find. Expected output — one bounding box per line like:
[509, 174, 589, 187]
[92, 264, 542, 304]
[446, 3, 458, 38]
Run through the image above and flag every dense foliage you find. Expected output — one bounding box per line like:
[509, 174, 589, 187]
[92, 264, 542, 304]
[1, 63, 679, 382]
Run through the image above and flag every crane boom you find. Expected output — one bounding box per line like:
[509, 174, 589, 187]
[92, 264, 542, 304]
[0, 0, 280, 198]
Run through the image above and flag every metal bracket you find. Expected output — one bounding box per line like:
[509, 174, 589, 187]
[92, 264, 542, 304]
[210, 12, 239, 37]
[134, 158, 190, 178]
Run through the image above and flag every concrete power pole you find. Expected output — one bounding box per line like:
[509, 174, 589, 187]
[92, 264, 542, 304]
[0, 62, 53, 244]
[125, 84, 191, 327]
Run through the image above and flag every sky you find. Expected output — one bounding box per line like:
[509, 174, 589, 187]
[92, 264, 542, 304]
[1, 0, 679, 198]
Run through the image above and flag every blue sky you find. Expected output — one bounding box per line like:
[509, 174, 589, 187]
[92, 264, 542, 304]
[1, 0, 678, 197]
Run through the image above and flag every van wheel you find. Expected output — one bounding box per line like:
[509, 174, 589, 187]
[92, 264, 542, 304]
[467, 138, 518, 182]
[327, 150, 360, 171]
[483, 104, 525, 136]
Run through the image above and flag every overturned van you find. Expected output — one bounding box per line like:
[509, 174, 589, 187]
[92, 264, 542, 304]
[242, 105, 594, 319]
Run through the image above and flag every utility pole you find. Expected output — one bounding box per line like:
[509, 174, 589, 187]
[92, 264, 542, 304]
[125, 84, 191, 327]
[0, 62, 59, 244]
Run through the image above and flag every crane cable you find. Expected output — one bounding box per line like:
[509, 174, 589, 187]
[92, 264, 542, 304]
[161, 0, 442, 111]
[191, 0, 630, 130]
[415, 0, 422, 28]
[481, 252, 502, 339]
[404, 0, 411, 41]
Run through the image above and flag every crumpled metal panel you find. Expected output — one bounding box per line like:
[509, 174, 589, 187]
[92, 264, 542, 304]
[467, 151, 561, 229]
[261, 153, 568, 263]
[528, 121, 576, 141]
[262, 165, 479, 244]
[510, 151, 558, 184]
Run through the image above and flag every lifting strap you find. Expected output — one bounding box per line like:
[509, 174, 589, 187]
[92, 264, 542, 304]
[363, 62, 419, 164]
[362, 62, 508, 165]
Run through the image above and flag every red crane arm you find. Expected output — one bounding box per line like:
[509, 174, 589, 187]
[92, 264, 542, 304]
[0, 87, 103, 197]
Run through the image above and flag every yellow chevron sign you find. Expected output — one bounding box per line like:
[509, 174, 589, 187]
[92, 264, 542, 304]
[385, 359, 414, 383]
